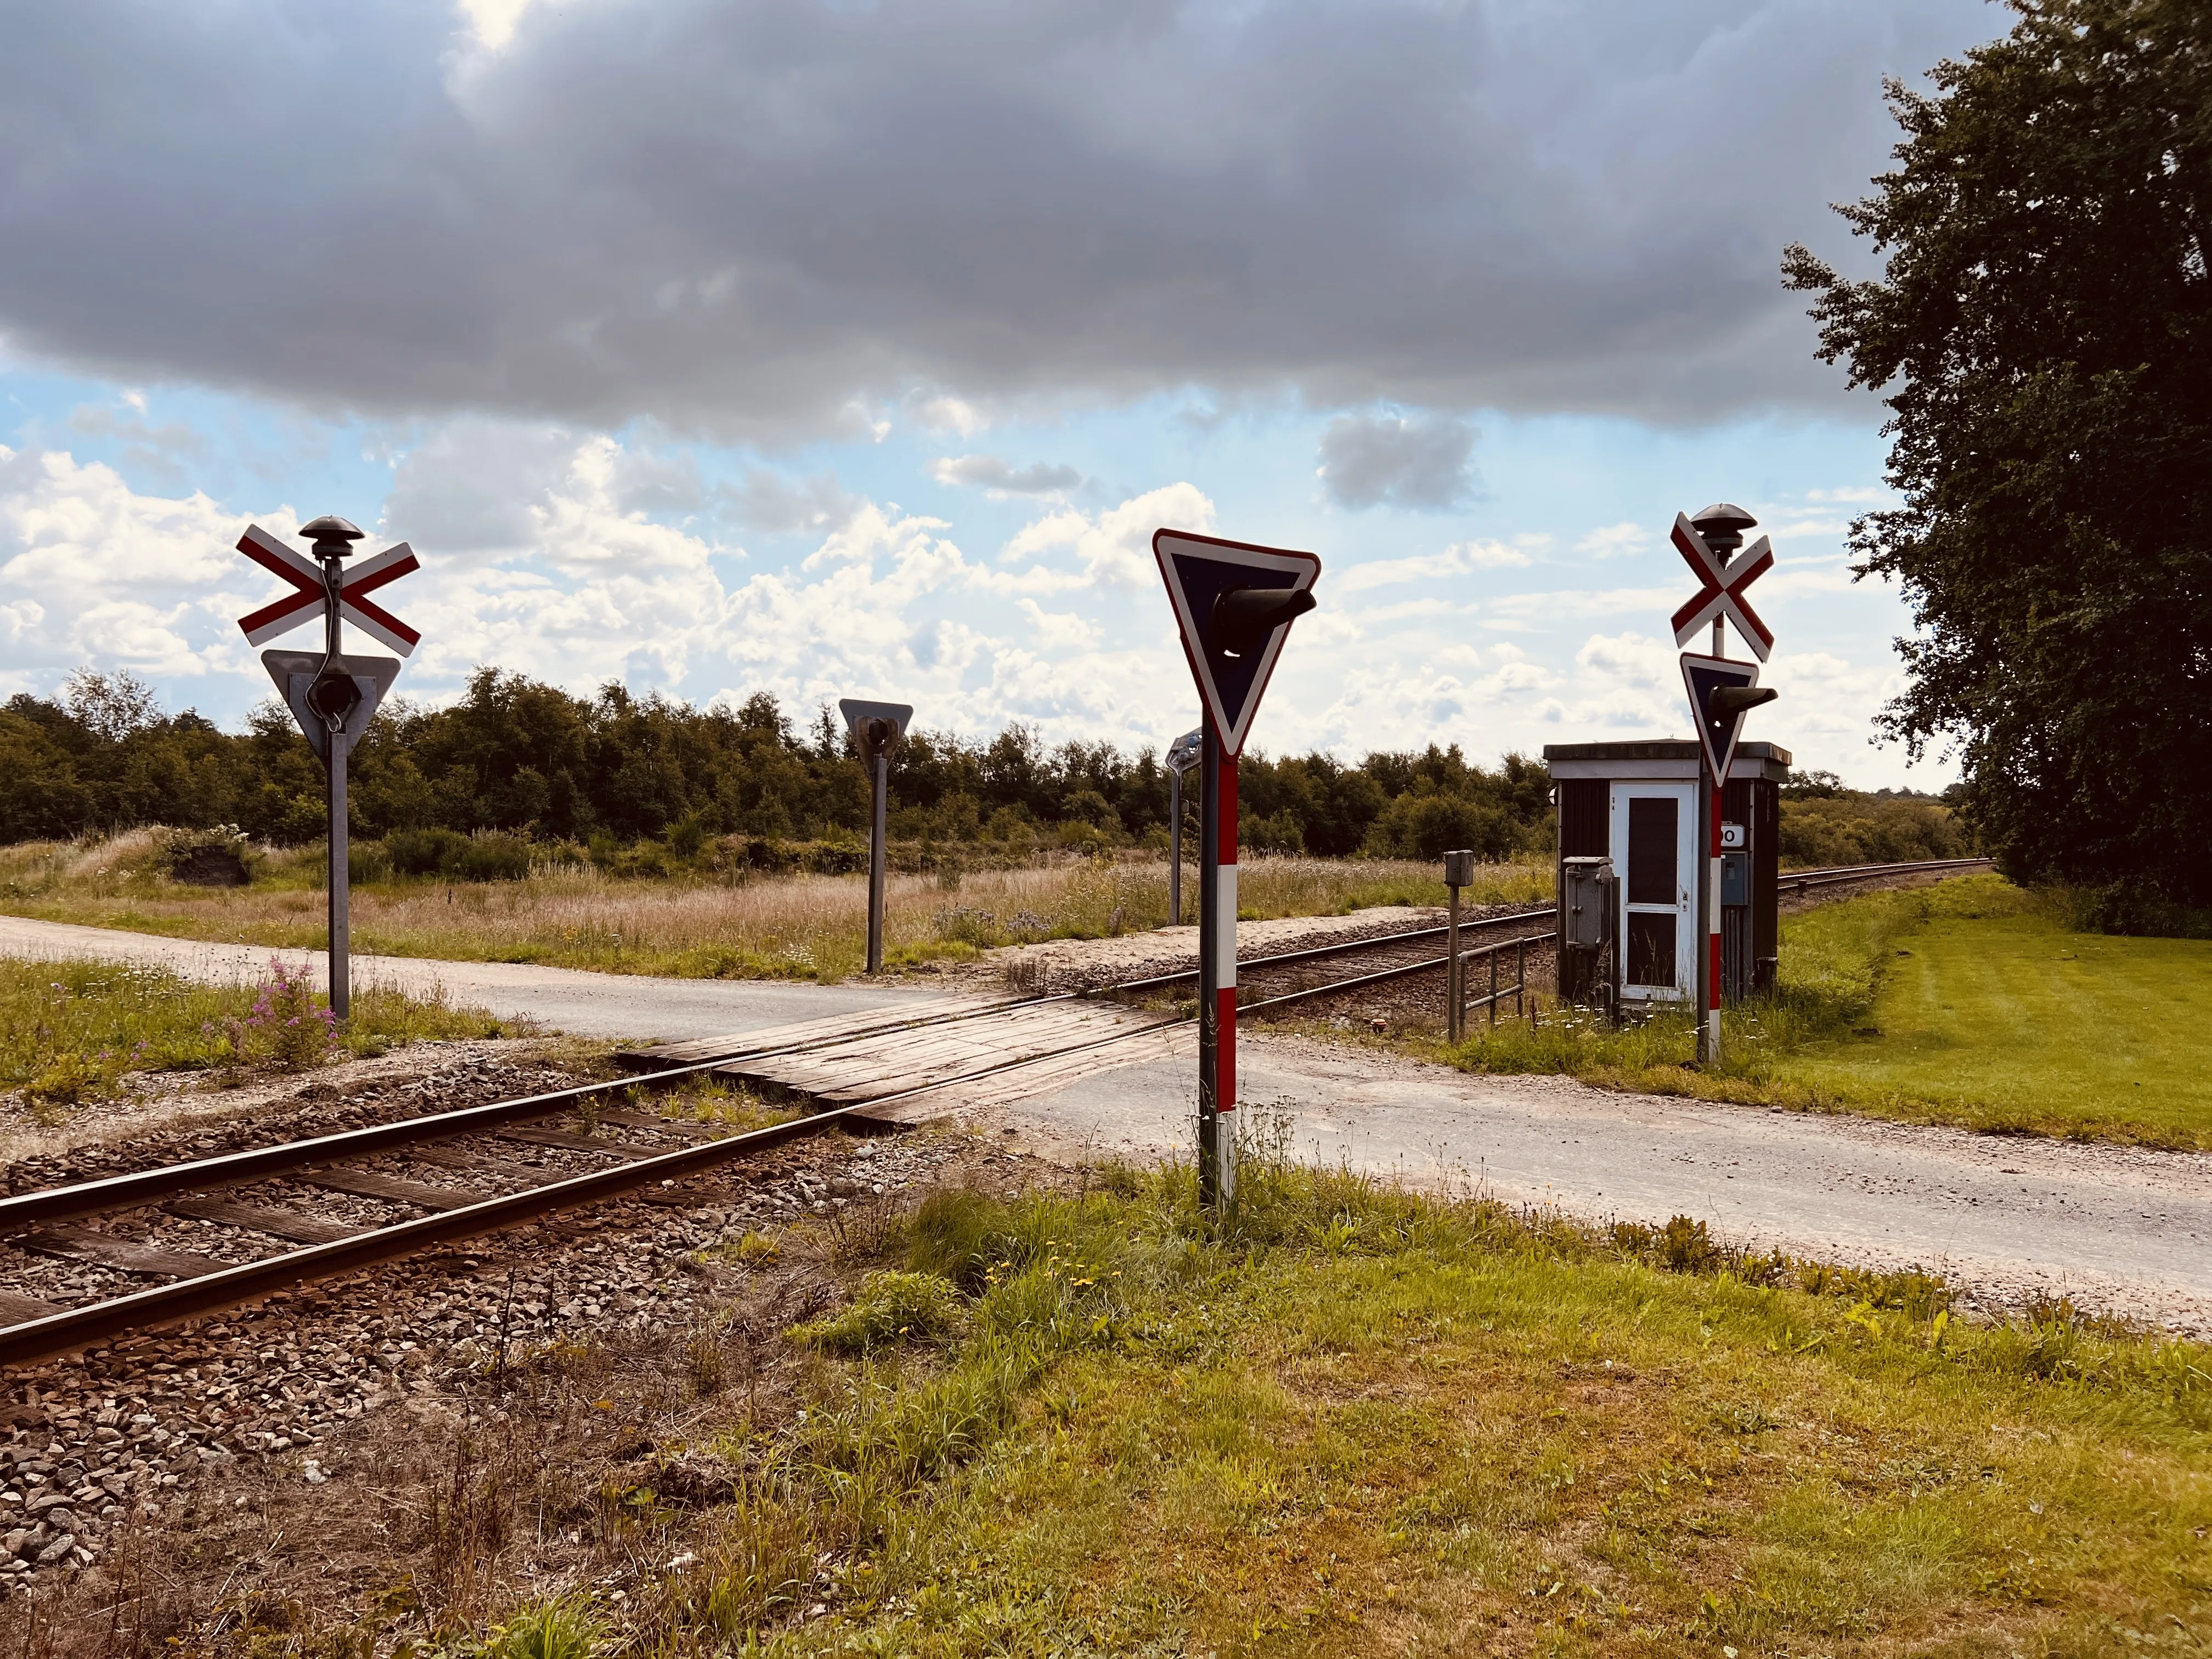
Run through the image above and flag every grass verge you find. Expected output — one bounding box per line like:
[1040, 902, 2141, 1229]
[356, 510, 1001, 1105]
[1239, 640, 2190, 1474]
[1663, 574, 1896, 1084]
[507, 1152, 2211, 1656]
[0, 955, 512, 1108]
[0, 833, 1549, 983]
[1440, 874, 2212, 1149]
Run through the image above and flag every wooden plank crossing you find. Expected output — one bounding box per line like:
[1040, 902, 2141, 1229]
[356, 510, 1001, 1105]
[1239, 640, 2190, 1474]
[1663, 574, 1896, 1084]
[715, 999, 1176, 1113]
[857, 1022, 1190, 1124]
[613, 994, 1015, 1071]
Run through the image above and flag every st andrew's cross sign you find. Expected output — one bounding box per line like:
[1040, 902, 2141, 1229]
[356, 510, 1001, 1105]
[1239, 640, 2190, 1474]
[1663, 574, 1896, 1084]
[1669, 512, 1773, 662]
[236, 523, 422, 657]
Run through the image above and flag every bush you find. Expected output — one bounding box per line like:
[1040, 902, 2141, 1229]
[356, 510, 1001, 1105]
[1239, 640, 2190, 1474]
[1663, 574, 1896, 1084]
[448, 833, 534, 882]
[1365, 791, 1522, 861]
[385, 826, 469, 876]
[1776, 791, 1968, 866]
[2071, 876, 2212, 939]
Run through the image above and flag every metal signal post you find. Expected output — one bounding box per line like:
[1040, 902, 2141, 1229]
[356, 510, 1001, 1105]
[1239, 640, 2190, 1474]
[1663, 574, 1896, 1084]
[839, 699, 913, 975]
[1195, 715, 1238, 1209]
[1152, 528, 1319, 1217]
[312, 522, 360, 1019]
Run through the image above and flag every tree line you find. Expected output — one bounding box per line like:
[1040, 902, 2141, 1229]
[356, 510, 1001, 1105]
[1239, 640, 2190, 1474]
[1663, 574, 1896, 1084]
[0, 669, 1558, 866]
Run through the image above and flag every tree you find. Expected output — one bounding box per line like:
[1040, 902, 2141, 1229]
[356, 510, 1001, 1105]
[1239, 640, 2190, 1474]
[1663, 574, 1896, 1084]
[1783, 0, 2212, 921]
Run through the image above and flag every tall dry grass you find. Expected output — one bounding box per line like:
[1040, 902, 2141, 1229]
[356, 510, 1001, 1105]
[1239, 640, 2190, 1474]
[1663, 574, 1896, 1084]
[0, 834, 1552, 982]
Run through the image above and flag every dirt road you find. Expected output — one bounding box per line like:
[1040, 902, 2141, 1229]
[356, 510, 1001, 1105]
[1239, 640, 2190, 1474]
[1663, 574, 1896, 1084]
[0, 913, 928, 1041]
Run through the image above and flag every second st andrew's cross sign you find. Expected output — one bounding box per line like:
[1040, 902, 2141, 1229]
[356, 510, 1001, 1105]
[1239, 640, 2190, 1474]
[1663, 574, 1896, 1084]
[1665, 505, 1778, 1066]
[1153, 528, 1321, 1215]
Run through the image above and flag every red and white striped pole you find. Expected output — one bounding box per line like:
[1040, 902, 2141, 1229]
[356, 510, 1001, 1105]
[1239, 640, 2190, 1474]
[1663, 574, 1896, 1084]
[1700, 613, 1725, 1063]
[1197, 710, 1238, 1209]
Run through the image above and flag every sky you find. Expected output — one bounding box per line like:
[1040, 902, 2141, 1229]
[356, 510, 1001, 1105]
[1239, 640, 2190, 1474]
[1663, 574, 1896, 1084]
[0, 0, 2009, 787]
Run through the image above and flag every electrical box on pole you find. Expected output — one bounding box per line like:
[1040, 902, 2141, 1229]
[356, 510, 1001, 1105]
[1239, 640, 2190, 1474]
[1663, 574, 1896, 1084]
[233, 518, 420, 1023]
[840, 698, 913, 975]
[1442, 848, 1477, 1042]
[1152, 529, 1320, 1216]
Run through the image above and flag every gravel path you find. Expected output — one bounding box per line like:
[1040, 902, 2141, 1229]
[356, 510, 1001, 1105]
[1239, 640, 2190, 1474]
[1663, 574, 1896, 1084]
[980, 1033, 2212, 1338]
[0, 915, 929, 1041]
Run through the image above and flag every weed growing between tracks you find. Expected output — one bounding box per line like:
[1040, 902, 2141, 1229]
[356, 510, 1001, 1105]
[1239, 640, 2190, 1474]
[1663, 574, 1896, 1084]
[0, 956, 509, 1110]
[1436, 874, 2212, 1149]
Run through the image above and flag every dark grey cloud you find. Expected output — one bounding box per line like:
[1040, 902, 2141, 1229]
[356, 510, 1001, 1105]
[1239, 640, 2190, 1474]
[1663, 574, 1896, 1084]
[1317, 411, 1476, 510]
[0, 0, 2001, 435]
[928, 454, 1083, 495]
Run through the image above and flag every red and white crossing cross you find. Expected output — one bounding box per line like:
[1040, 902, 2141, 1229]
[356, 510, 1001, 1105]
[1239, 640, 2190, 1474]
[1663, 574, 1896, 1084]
[1669, 512, 1774, 662]
[234, 523, 421, 656]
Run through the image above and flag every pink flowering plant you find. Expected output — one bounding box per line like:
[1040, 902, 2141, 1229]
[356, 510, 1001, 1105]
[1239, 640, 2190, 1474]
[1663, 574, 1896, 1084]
[208, 958, 338, 1071]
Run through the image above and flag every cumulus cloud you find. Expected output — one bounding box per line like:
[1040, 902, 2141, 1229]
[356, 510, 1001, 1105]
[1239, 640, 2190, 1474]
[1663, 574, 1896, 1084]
[0, 0, 1999, 435]
[927, 454, 1083, 496]
[1336, 539, 1532, 592]
[1001, 483, 1215, 589]
[1317, 411, 1479, 511]
[1575, 521, 1646, 560]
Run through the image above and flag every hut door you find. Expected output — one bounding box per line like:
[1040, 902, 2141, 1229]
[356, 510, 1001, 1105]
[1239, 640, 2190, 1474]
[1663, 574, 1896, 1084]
[1611, 784, 1695, 1002]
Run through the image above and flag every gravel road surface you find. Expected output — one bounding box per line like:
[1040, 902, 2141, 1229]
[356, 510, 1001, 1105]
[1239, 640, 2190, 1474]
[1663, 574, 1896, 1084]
[984, 1031, 2212, 1336]
[0, 914, 927, 1042]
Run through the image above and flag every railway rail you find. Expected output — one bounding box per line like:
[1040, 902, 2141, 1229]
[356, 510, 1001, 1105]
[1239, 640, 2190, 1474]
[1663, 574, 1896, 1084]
[0, 855, 1986, 1368]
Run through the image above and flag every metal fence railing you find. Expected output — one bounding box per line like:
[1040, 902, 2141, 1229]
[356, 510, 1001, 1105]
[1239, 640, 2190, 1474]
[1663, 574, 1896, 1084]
[1454, 933, 1544, 1031]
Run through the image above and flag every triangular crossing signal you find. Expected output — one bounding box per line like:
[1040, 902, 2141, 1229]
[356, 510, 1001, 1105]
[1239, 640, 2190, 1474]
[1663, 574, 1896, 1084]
[839, 698, 913, 762]
[262, 651, 402, 765]
[1153, 529, 1321, 757]
[1679, 652, 1775, 786]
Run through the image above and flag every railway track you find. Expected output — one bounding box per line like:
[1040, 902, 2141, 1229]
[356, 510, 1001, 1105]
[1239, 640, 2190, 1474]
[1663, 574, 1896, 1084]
[1781, 855, 1991, 894]
[0, 856, 1982, 1368]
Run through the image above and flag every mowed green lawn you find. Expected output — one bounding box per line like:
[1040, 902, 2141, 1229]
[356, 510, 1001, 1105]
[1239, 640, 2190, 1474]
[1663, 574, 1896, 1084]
[1775, 884, 2212, 1146]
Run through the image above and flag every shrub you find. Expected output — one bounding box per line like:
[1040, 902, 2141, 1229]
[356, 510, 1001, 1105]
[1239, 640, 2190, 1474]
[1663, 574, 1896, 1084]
[448, 833, 534, 882]
[1365, 791, 1522, 861]
[385, 827, 469, 876]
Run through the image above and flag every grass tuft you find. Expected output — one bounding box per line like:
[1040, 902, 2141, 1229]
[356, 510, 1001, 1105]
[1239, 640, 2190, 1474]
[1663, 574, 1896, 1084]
[793, 1271, 967, 1355]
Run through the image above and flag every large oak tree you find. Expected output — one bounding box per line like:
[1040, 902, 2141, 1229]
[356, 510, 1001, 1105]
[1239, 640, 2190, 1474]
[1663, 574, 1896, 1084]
[1785, 0, 2212, 922]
